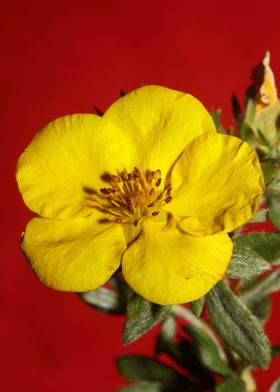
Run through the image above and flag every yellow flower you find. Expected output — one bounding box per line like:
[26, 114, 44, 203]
[16, 86, 264, 305]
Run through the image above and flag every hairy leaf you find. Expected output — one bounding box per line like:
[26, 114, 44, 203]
[270, 379, 280, 392]
[215, 377, 246, 392]
[233, 233, 280, 265]
[79, 287, 127, 314]
[190, 297, 205, 317]
[182, 325, 232, 376]
[227, 245, 270, 279]
[123, 294, 171, 344]
[207, 281, 271, 368]
[240, 269, 280, 299]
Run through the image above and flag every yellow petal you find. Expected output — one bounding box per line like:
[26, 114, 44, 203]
[21, 213, 126, 291]
[104, 85, 216, 178]
[121, 220, 232, 305]
[166, 133, 264, 236]
[16, 114, 137, 219]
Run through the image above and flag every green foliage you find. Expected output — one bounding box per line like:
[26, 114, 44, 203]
[240, 269, 280, 299]
[227, 245, 270, 279]
[210, 109, 224, 133]
[207, 281, 271, 368]
[215, 378, 246, 392]
[272, 345, 280, 358]
[233, 233, 280, 265]
[123, 294, 171, 344]
[182, 325, 232, 376]
[268, 197, 280, 230]
[189, 297, 205, 317]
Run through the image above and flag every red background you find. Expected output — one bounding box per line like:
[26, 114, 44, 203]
[2, 1, 280, 391]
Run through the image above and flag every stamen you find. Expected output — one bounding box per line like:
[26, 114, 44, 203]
[98, 167, 172, 222]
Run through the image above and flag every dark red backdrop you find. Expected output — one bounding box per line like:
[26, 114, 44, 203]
[2, 1, 280, 391]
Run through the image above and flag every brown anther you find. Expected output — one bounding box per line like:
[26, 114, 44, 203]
[165, 196, 172, 203]
[100, 188, 110, 195]
[148, 203, 154, 207]
[121, 171, 128, 181]
[164, 183, 172, 190]
[149, 188, 155, 196]
[116, 217, 122, 223]
[133, 219, 139, 227]
[133, 167, 141, 178]
[145, 172, 153, 184]
[111, 175, 121, 183]
[152, 211, 159, 216]
[127, 173, 132, 181]
[155, 178, 161, 187]
[154, 169, 161, 180]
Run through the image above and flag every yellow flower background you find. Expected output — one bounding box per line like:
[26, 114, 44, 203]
[16, 86, 264, 304]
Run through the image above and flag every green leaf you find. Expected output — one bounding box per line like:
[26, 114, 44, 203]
[241, 294, 271, 322]
[248, 208, 268, 223]
[227, 245, 270, 279]
[233, 233, 280, 265]
[190, 297, 205, 317]
[240, 269, 280, 299]
[123, 294, 171, 344]
[117, 381, 202, 392]
[261, 161, 278, 185]
[116, 355, 186, 385]
[79, 286, 127, 314]
[155, 316, 176, 355]
[182, 325, 232, 376]
[268, 197, 280, 230]
[270, 379, 280, 392]
[207, 281, 271, 368]
[215, 377, 246, 392]
[272, 345, 280, 358]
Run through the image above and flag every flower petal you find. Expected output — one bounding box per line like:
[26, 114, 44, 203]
[166, 133, 264, 236]
[104, 85, 216, 177]
[121, 221, 232, 305]
[16, 114, 137, 219]
[21, 214, 126, 291]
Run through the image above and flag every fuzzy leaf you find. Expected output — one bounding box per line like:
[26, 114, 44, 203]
[233, 233, 280, 265]
[182, 325, 232, 376]
[207, 281, 271, 368]
[79, 287, 127, 314]
[248, 208, 268, 223]
[123, 294, 171, 344]
[215, 377, 246, 392]
[116, 355, 186, 385]
[190, 297, 205, 317]
[227, 245, 270, 279]
[270, 379, 280, 392]
[241, 294, 271, 322]
[240, 269, 280, 299]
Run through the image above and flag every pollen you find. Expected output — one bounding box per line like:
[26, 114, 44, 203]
[99, 167, 172, 224]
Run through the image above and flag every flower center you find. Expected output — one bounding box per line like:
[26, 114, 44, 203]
[99, 167, 172, 225]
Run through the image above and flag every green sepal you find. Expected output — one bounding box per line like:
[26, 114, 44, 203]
[116, 355, 187, 385]
[233, 233, 280, 265]
[123, 294, 171, 344]
[189, 297, 205, 317]
[215, 377, 246, 392]
[270, 379, 280, 392]
[210, 109, 224, 133]
[207, 281, 271, 368]
[261, 161, 278, 185]
[227, 245, 270, 279]
[182, 325, 232, 376]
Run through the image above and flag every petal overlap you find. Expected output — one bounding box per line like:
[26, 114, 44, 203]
[22, 212, 126, 291]
[166, 133, 264, 236]
[104, 85, 216, 178]
[121, 220, 233, 305]
[16, 114, 138, 219]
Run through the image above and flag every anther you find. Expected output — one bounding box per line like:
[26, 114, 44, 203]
[133, 167, 141, 178]
[145, 172, 153, 184]
[148, 202, 154, 207]
[111, 175, 121, 183]
[154, 169, 161, 180]
[165, 196, 172, 203]
[100, 188, 110, 195]
[152, 211, 159, 216]
[155, 178, 161, 187]
[121, 171, 129, 181]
